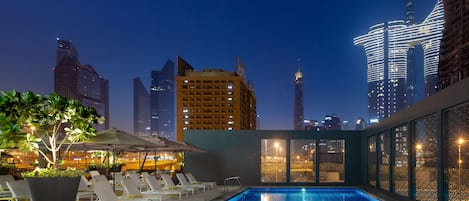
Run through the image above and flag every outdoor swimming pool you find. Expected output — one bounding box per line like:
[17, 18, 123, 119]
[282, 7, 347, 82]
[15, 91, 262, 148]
[227, 187, 380, 201]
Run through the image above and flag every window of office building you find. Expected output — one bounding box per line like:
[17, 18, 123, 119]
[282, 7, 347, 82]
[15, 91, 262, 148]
[318, 139, 344, 183]
[413, 114, 438, 201]
[368, 136, 377, 186]
[290, 139, 315, 183]
[261, 139, 286, 183]
[394, 124, 409, 197]
[444, 101, 469, 200]
[379, 131, 391, 190]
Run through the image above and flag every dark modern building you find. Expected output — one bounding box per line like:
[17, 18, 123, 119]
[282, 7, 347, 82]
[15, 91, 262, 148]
[304, 119, 321, 131]
[323, 114, 341, 131]
[438, 0, 469, 89]
[354, 1, 444, 123]
[54, 38, 109, 131]
[175, 56, 256, 141]
[355, 117, 367, 130]
[150, 60, 176, 141]
[293, 60, 304, 130]
[133, 77, 151, 137]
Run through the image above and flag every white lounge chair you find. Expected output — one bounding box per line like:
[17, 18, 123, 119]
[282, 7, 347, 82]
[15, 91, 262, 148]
[175, 173, 206, 192]
[142, 174, 187, 199]
[0, 175, 15, 197]
[77, 176, 95, 201]
[120, 179, 162, 201]
[127, 172, 147, 191]
[93, 181, 157, 201]
[89, 170, 100, 179]
[185, 173, 216, 190]
[6, 180, 30, 201]
[161, 174, 195, 195]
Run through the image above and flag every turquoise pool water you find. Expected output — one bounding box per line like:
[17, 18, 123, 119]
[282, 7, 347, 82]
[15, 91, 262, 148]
[227, 187, 380, 201]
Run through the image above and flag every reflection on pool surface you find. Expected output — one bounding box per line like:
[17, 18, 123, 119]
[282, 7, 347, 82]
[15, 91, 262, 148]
[227, 187, 379, 201]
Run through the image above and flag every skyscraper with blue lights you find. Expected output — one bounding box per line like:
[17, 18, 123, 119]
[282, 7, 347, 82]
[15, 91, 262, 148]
[354, 0, 444, 123]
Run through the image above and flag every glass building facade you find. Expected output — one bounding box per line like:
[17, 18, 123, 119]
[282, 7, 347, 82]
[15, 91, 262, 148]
[150, 59, 176, 140]
[54, 39, 109, 130]
[354, 0, 444, 122]
[133, 77, 151, 136]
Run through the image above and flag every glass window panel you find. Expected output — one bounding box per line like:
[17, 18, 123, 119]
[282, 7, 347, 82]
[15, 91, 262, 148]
[318, 139, 345, 183]
[394, 125, 409, 197]
[380, 132, 390, 190]
[261, 139, 286, 183]
[368, 136, 377, 186]
[290, 139, 315, 183]
[444, 102, 469, 200]
[414, 114, 438, 201]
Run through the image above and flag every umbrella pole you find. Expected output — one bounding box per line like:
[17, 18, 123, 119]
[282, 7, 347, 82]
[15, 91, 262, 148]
[112, 145, 116, 192]
[154, 151, 157, 172]
[140, 152, 148, 172]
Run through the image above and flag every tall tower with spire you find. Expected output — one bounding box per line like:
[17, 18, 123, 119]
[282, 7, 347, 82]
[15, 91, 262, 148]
[294, 58, 304, 130]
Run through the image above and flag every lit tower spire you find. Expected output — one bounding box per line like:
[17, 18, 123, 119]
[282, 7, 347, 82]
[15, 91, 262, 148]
[294, 58, 304, 130]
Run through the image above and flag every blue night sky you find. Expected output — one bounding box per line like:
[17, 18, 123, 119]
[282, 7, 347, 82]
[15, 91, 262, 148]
[0, 1, 435, 132]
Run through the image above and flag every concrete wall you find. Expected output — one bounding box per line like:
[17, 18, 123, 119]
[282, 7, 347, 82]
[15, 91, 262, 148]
[184, 130, 362, 186]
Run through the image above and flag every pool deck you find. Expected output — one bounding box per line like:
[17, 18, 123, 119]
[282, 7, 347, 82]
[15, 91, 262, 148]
[156, 185, 413, 201]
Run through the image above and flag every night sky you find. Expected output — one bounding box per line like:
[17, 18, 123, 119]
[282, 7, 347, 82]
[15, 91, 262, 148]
[0, 1, 435, 132]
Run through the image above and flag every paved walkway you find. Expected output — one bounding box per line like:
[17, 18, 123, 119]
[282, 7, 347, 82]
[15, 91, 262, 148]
[174, 186, 243, 201]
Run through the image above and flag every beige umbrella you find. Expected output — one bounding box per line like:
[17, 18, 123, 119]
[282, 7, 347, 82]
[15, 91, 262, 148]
[72, 128, 164, 191]
[138, 136, 205, 171]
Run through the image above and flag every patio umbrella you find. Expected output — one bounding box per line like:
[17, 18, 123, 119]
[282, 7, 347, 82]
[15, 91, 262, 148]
[73, 128, 164, 191]
[83, 128, 165, 151]
[138, 137, 206, 171]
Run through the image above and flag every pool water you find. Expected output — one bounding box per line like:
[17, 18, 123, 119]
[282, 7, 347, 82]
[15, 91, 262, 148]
[227, 187, 380, 201]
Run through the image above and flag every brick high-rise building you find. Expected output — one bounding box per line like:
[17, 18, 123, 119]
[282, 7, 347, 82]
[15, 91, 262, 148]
[438, 0, 469, 88]
[175, 56, 256, 141]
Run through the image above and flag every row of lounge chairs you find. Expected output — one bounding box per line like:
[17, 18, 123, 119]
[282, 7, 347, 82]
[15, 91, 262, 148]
[0, 171, 216, 201]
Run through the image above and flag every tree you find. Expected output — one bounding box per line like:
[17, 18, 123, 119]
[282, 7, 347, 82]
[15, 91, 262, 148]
[0, 90, 103, 169]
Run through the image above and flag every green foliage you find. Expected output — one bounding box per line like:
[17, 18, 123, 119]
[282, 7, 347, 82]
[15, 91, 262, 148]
[22, 168, 84, 178]
[0, 163, 15, 169]
[88, 162, 125, 169]
[0, 90, 104, 169]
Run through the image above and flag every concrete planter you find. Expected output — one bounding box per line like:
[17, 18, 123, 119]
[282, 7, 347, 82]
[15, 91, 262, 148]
[26, 176, 80, 201]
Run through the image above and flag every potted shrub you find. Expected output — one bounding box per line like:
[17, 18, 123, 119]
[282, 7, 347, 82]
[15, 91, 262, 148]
[0, 90, 103, 201]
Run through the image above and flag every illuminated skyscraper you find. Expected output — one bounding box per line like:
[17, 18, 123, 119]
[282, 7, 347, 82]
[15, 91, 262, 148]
[133, 77, 151, 136]
[150, 60, 175, 140]
[294, 59, 304, 130]
[175, 56, 256, 141]
[438, 0, 469, 88]
[354, 0, 444, 122]
[54, 38, 109, 131]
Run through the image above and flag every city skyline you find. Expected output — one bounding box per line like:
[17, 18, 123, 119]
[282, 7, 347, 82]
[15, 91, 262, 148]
[0, 1, 435, 132]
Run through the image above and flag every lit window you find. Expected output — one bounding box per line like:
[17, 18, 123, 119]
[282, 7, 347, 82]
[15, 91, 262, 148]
[184, 80, 189, 83]
[184, 121, 189, 125]
[227, 97, 233, 101]
[183, 109, 189, 113]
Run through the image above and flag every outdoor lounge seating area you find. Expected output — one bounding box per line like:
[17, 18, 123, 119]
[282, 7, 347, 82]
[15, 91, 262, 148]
[0, 170, 219, 201]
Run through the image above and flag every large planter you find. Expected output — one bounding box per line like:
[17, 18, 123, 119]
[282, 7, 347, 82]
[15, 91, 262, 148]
[25, 176, 80, 201]
[0, 167, 12, 175]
